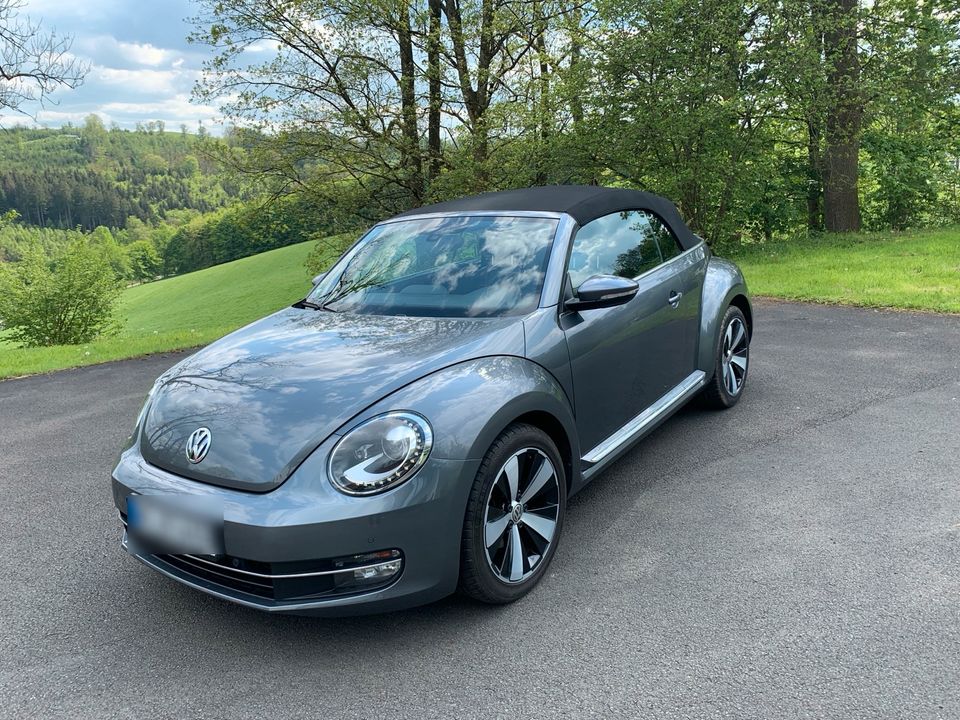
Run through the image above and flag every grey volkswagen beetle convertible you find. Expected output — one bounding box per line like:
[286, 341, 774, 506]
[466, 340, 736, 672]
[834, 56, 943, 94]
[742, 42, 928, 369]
[112, 185, 752, 615]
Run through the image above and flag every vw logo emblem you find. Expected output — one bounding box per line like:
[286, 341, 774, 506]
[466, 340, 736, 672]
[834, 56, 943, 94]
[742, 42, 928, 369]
[185, 427, 212, 464]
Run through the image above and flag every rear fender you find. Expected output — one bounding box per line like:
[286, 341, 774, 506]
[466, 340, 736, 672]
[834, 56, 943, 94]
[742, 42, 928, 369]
[697, 256, 752, 375]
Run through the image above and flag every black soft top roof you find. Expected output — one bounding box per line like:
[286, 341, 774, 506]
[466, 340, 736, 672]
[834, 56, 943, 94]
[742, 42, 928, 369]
[393, 185, 698, 250]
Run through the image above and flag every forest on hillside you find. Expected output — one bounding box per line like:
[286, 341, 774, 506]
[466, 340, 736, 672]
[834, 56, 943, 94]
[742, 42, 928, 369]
[0, 118, 240, 229]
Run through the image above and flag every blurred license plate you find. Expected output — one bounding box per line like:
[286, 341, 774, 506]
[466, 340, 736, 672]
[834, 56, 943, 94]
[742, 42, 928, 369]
[126, 494, 224, 555]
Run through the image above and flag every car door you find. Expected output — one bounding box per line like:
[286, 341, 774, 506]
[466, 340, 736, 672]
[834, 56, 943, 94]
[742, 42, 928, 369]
[561, 210, 701, 453]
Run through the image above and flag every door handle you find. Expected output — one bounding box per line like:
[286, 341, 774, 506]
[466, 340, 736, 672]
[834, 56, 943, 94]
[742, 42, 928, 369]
[667, 290, 683, 308]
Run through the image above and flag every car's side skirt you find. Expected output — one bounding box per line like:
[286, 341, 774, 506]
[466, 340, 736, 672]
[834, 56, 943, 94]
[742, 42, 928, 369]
[580, 370, 707, 470]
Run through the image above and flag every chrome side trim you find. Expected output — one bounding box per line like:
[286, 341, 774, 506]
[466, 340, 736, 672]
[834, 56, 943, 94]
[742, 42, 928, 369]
[582, 370, 706, 464]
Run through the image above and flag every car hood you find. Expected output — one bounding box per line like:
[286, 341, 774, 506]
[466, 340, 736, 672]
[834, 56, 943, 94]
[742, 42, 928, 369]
[139, 307, 525, 492]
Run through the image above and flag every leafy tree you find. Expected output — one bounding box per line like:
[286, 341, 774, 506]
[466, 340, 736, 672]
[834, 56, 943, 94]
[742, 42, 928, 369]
[88, 225, 131, 278]
[0, 240, 122, 346]
[190, 0, 564, 212]
[177, 155, 200, 178]
[125, 239, 163, 282]
[190, 0, 429, 210]
[140, 153, 169, 175]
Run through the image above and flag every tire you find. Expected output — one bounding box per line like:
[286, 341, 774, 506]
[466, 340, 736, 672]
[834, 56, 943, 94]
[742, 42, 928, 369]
[702, 305, 750, 409]
[460, 423, 567, 604]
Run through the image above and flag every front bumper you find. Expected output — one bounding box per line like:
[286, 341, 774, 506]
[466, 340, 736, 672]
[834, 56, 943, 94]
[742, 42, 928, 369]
[111, 439, 479, 615]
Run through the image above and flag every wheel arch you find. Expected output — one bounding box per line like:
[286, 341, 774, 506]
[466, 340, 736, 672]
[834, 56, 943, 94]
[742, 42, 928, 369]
[729, 293, 753, 339]
[501, 410, 575, 494]
[698, 256, 753, 374]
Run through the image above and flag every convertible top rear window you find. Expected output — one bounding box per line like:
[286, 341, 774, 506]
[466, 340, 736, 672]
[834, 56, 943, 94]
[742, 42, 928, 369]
[308, 215, 559, 318]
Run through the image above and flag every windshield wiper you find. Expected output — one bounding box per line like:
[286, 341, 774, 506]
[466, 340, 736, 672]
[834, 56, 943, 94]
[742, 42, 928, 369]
[293, 298, 334, 312]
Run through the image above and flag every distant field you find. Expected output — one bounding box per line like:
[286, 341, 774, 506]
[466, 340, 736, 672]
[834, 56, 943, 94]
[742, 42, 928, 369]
[0, 239, 344, 378]
[729, 226, 960, 314]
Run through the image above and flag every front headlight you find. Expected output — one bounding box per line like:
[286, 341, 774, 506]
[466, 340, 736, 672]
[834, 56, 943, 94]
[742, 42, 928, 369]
[328, 412, 433, 496]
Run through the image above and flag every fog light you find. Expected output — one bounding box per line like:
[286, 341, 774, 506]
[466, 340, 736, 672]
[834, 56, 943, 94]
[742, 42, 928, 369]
[354, 559, 402, 581]
[331, 549, 403, 590]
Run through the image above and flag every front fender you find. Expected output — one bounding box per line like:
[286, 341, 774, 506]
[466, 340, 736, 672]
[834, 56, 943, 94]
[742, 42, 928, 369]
[342, 355, 580, 471]
[697, 256, 752, 374]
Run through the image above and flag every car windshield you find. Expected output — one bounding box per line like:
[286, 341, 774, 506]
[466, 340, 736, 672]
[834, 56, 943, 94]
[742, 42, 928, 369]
[308, 215, 559, 318]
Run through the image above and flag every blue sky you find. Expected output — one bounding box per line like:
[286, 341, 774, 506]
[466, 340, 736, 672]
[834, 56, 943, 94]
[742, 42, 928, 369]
[6, 0, 225, 132]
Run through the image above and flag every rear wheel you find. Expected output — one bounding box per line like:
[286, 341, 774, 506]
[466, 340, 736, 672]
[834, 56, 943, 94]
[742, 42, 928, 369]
[702, 305, 750, 409]
[460, 423, 566, 604]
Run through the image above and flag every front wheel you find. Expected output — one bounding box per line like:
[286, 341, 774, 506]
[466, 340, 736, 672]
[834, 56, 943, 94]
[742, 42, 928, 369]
[460, 423, 566, 604]
[702, 305, 750, 409]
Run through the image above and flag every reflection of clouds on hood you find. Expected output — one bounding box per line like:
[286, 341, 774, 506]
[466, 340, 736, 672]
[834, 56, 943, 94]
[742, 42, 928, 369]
[143, 307, 525, 487]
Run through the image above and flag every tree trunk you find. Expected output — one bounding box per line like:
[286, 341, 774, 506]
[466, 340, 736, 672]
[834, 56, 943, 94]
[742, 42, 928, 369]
[533, 3, 550, 184]
[443, 0, 489, 172]
[426, 0, 443, 182]
[567, 7, 584, 127]
[397, 7, 424, 203]
[472, 0, 494, 173]
[822, 0, 862, 232]
[806, 117, 823, 231]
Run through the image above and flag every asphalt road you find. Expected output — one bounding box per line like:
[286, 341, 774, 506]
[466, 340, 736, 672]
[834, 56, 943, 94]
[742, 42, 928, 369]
[1, 300, 958, 719]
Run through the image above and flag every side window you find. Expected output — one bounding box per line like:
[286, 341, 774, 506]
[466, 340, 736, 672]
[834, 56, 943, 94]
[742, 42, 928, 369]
[647, 213, 683, 261]
[568, 210, 662, 288]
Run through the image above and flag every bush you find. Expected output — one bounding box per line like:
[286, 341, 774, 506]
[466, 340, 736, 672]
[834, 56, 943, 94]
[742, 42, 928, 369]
[0, 241, 123, 346]
[162, 194, 355, 276]
[125, 240, 163, 282]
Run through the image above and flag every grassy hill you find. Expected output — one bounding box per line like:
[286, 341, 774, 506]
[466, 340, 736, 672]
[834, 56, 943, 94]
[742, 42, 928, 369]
[730, 226, 960, 314]
[0, 240, 321, 378]
[1, 225, 956, 380]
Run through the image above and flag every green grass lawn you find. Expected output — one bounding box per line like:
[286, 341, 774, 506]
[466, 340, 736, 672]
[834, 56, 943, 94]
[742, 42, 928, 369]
[1, 226, 956, 379]
[0, 239, 334, 379]
[729, 226, 960, 314]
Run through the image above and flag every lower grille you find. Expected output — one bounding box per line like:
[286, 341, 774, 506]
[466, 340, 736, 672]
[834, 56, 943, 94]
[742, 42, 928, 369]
[154, 550, 403, 602]
[121, 510, 402, 602]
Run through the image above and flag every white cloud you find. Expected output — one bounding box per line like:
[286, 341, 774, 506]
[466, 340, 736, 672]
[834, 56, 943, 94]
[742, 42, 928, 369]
[95, 66, 194, 95]
[101, 94, 215, 117]
[115, 40, 177, 67]
[242, 40, 277, 54]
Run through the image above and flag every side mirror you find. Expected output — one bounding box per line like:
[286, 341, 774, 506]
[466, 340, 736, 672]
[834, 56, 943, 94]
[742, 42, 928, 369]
[565, 274, 639, 312]
[311, 272, 326, 287]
